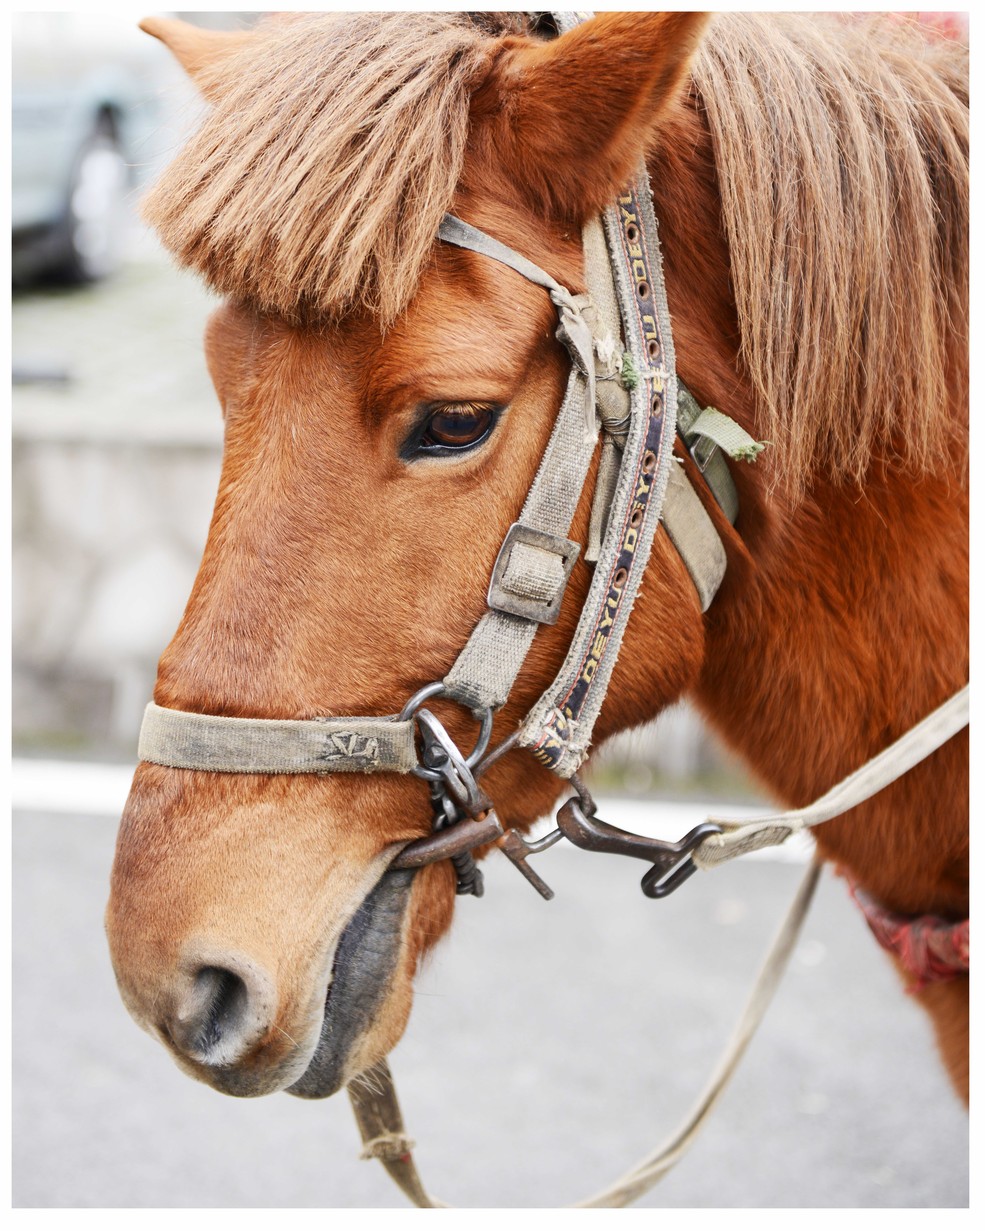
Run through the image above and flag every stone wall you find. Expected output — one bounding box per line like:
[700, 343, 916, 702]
[13, 431, 221, 752]
[12, 237, 223, 755]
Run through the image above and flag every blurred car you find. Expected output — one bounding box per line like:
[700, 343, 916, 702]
[11, 12, 169, 284]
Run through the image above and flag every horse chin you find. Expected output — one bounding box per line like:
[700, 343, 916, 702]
[287, 868, 416, 1100]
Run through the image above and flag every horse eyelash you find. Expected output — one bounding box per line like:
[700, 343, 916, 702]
[400, 401, 505, 461]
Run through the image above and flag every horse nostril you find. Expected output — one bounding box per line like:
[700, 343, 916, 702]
[165, 957, 276, 1067]
[191, 966, 249, 1052]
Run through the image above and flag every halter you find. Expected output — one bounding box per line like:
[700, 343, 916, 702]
[138, 102, 753, 898]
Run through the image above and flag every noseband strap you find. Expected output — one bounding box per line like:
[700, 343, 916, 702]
[138, 702, 419, 774]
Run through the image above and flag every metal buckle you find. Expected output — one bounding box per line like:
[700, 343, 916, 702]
[400, 684, 492, 788]
[487, 522, 580, 625]
[414, 709, 492, 815]
[687, 434, 718, 475]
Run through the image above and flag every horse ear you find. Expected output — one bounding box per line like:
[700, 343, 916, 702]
[139, 17, 254, 99]
[491, 11, 711, 220]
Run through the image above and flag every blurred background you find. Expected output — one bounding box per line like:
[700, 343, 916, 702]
[12, 10, 250, 758]
[11, 9, 970, 1212]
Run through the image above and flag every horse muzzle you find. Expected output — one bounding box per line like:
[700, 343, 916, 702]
[119, 873, 415, 1098]
[108, 800, 425, 1100]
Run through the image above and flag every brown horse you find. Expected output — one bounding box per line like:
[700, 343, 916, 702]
[107, 7, 969, 1138]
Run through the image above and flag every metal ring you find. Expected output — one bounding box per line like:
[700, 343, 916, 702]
[399, 681, 494, 777]
[398, 681, 446, 721]
[568, 771, 597, 817]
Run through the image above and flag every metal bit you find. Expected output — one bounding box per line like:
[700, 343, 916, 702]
[496, 827, 563, 900]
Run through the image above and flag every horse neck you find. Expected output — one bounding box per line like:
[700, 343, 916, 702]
[646, 103, 969, 918]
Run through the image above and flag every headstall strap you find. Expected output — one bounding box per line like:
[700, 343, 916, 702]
[516, 175, 680, 776]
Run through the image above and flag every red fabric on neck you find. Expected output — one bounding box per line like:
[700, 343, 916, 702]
[847, 879, 969, 993]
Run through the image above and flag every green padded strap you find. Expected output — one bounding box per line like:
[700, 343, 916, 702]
[676, 384, 742, 525]
[689, 406, 768, 463]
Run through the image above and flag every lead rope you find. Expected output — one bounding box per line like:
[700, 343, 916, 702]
[348, 859, 821, 1208]
[693, 686, 970, 869]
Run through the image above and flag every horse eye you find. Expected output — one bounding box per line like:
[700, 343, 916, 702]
[419, 405, 496, 452]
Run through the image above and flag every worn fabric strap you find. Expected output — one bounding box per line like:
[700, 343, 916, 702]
[693, 685, 970, 868]
[347, 1062, 447, 1208]
[137, 702, 418, 774]
[441, 216, 610, 713]
[585, 436, 621, 563]
[661, 460, 727, 613]
[583, 225, 726, 608]
[439, 214, 577, 304]
[688, 405, 767, 463]
[350, 859, 821, 1208]
[583, 195, 633, 564]
[439, 213, 597, 439]
[441, 365, 595, 711]
[519, 171, 680, 776]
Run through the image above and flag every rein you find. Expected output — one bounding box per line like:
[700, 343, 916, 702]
[133, 8, 970, 1207]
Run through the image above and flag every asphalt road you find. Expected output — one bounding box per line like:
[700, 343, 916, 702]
[13, 792, 969, 1209]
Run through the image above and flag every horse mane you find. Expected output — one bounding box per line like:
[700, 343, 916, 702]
[141, 12, 523, 325]
[144, 11, 968, 491]
[691, 13, 968, 489]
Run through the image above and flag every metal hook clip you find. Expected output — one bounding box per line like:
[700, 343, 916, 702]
[555, 798, 722, 898]
[413, 708, 492, 818]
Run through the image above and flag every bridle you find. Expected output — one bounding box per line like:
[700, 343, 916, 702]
[133, 8, 969, 1206]
[138, 189, 730, 899]
[137, 91, 754, 901]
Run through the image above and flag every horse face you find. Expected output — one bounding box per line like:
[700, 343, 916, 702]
[107, 233, 591, 1097]
[107, 12, 710, 1100]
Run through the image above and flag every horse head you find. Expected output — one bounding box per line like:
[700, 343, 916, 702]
[106, 12, 715, 1100]
[107, 10, 969, 1127]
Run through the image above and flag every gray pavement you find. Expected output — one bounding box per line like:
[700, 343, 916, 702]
[14, 798, 968, 1209]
